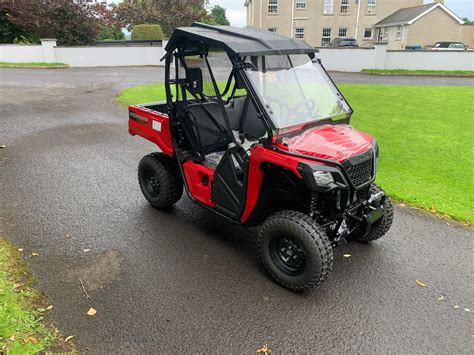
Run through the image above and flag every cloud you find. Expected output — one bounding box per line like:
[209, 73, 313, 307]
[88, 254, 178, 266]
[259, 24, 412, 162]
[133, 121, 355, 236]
[226, 9, 247, 27]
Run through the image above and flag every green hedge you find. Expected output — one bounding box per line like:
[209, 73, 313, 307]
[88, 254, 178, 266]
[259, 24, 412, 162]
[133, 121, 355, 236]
[131, 24, 164, 41]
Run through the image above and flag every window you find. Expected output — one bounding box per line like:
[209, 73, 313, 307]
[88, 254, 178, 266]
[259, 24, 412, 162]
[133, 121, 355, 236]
[323, 0, 333, 14]
[396, 25, 403, 40]
[338, 28, 348, 37]
[268, 0, 278, 14]
[268, 28, 277, 33]
[322, 28, 331, 46]
[295, 0, 306, 9]
[367, 0, 376, 14]
[382, 28, 388, 41]
[364, 28, 373, 39]
[340, 0, 350, 14]
[295, 28, 305, 39]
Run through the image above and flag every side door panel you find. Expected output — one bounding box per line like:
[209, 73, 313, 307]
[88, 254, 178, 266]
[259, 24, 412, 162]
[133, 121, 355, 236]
[212, 146, 249, 220]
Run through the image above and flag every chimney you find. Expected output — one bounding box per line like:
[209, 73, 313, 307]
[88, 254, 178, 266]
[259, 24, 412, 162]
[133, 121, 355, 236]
[433, 0, 444, 3]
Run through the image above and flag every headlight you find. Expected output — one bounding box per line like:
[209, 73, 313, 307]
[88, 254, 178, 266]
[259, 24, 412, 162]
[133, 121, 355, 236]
[372, 139, 379, 171]
[313, 171, 334, 186]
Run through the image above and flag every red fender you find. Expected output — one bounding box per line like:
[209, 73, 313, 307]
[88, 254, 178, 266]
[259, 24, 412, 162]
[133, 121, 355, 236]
[240, 145, 316, 223]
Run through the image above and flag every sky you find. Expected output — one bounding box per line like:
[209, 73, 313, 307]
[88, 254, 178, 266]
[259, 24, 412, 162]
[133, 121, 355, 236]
[209, 0, 473, 27]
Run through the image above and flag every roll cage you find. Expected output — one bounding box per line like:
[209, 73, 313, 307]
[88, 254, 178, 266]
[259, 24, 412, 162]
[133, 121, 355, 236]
[163, 23, 352, 156]
[163, 45, 274, 156]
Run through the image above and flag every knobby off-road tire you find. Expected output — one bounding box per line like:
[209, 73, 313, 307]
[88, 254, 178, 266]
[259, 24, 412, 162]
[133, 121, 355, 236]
[138, 153, 183, 209]
[354, 184, 394, 243]
[258, 210, 333, 292]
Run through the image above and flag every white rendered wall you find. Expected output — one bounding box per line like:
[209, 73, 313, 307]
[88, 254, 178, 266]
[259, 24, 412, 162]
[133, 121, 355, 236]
[0, 45, 44, 62]
[316, 46, 473, 72]
[54, 46, 166, 67]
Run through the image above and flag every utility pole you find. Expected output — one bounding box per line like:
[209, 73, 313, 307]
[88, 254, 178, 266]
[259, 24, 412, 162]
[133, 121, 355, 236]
[291, 0, 295, 37]
[355, 0, 362, 40]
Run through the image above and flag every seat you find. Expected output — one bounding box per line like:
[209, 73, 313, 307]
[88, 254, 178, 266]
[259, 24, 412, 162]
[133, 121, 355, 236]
[225, 96, 266, 140]
[182, 102, 233, 154]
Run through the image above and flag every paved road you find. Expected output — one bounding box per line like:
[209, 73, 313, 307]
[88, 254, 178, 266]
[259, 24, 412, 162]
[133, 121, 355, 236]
[1, 67, 473, 353]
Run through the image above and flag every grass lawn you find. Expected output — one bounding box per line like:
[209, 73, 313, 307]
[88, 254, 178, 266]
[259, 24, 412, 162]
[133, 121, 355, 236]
[0, 239, 66, 353]
[0, 62, 68, 69]
[361, 69, 474, 77]
[117, 83, 474, 222]
[115, 82, 239, 107]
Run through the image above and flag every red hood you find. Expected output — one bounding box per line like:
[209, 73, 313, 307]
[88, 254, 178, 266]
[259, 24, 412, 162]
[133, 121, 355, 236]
[282, 124, 372, 163]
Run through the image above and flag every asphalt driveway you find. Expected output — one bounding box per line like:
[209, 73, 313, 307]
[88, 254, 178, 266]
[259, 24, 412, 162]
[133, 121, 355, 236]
[0, 67, 473, 353]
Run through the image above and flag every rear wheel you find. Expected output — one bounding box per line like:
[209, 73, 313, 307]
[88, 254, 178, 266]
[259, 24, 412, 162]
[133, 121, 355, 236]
[258, 210, 333, 292]
[353, 184, 394, 243]
[138, 153, 183, 209]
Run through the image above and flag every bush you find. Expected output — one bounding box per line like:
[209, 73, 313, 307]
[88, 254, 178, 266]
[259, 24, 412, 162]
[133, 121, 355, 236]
[131, 24, 164, 40]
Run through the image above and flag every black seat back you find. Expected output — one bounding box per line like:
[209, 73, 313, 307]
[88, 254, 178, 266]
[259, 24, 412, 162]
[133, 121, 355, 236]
[225, 97, 267, 140]
[180, 102, 233, 154]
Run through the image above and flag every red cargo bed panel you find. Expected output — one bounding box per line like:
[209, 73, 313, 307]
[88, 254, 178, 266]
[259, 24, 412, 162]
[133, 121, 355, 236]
[128, 105, 174, 156]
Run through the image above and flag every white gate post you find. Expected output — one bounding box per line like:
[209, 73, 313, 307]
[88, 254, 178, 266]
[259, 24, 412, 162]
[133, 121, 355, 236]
[373, 43, 387, 70]
[40, 38, 57, 62]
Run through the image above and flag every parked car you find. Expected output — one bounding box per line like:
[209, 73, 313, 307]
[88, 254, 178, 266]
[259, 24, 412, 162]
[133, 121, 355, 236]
[329, 37, 359, 48]
[404, 45, 422, 51]
[129, 23, 393, 292]
[431, 42, 468, 51]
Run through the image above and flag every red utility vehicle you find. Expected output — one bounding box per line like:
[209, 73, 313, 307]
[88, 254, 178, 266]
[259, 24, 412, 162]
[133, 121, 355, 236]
[128, 24, 393, 291]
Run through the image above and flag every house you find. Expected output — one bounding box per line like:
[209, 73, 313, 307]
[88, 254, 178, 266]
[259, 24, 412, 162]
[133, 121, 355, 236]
[374, 1, 470, 49]
[244, 0, 424, 47]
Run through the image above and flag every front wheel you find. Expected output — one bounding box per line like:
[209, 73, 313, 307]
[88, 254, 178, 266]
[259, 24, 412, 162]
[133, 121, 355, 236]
[258, 210, 333, 292]
[138, 153, 183, 209]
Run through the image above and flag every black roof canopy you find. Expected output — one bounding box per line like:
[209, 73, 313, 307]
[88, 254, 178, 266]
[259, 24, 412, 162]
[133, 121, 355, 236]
[165, 23, 317, 57]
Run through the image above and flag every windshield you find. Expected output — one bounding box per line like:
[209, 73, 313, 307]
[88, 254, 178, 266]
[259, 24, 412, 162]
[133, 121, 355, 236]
[244, 54, 351, 130]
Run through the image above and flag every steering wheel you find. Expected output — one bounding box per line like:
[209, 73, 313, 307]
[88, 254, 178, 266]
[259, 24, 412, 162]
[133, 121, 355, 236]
[263, 96, 317, 125]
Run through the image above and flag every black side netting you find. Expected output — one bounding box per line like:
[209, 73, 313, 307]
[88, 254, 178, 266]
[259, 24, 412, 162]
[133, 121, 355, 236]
[175, 52, 237, 154]
[177, 55, 220, 99]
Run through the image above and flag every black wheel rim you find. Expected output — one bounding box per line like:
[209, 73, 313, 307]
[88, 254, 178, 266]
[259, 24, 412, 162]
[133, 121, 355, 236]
[144, 171, 160, 198]
[269, 236, 306, 276]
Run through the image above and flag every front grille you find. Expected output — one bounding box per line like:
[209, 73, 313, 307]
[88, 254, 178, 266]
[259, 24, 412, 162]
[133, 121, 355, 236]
[346, 158, 373, 187]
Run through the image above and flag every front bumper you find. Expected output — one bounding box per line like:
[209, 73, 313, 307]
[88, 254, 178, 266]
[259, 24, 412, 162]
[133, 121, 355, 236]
[329, 188, 386, 246]
[361, 190, 385, 234]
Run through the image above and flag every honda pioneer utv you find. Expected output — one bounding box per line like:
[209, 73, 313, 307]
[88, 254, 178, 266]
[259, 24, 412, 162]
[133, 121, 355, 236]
[128, 24, 393, 291]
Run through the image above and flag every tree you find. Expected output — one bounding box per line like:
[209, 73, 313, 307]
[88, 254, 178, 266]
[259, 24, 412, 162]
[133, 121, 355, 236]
[99, 26, 125, 41]
[1, 0, 100, 45]
[0, 7, 26, 43]
[462, 17, 473, 25]
[91, 3, 125, 41]
[115, 0, 161, 32]
[157, 0, 209, 36]
[116, 0, 209, 37]
[209, 5, 230, 26]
